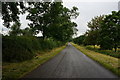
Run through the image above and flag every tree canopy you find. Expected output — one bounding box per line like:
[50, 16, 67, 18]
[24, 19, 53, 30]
[26, 2, 79, 41]
[84, 15, 105, 46]
[74, 11, 120, 52]
[2, 2, 25, 28]
[98, 11, 120, 52]
[2, 1, 79, 42]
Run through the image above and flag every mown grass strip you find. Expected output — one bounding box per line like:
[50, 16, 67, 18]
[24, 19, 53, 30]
[85, 45, 120, 58]
[2, 45, 66, 80]
[72, 43, 120, 77]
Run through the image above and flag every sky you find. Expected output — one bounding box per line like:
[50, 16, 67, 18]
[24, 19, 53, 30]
[63, 1, 119, 37]
[0, 0, 120, 36]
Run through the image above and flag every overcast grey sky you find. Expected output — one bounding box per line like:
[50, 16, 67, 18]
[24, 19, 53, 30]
[0, 0, 119, 36]
[63, 2, 119, 37]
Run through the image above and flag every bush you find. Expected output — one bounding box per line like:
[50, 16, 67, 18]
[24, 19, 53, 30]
[73, 35, 85, 45]
[2, 36, 40, 62]
[38, 38, 63, 51]
[86, 46, 120, 58]
[2, 36, 64, 62]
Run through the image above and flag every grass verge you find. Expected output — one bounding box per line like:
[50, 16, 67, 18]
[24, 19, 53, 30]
[2, 45, 66, 80]
[72, 43, 120, 77]
[85, 45, 120, 58]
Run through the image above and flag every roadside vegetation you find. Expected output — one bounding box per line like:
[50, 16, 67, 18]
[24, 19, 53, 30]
[2, 1, 79, 80]
[85, 45, 120, 58]
[73, 11, 120, 53]
[2, 45, 66, 80]
[73, 11, 120, 58]
[1, 0, 120, 79]
[3, 36, 64, 62]
[72, 43, 120, 76]
[73, 10, 120, 76]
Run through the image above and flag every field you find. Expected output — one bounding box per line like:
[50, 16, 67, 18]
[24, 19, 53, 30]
[86, 45, 120, 58]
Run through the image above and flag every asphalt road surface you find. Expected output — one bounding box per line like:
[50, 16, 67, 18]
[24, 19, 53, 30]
[23, 43, 117, 78]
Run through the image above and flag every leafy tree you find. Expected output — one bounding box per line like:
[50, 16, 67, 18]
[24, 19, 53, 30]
[9, 22, 21, 36]
[27, 1, 79, 41]
[2, 1, 79, 41]
[2, 2, 25, 28]
[26, 2, 53, 38]
[84, 30, 98, 47]
[21, 27, 34, 36]
[48, 2, 79, 41]
[73, 35, 86, 45]
[87, 15, 105, 31]
[99, 11, 120, 52]
[84, 15, 105, 46]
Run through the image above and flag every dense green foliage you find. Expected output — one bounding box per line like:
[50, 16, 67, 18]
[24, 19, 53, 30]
[9, 22, 21, 36]
[3, 36, 64, 62]
[26, 2, 79, 41]
[86, 46, 120, 58]
[75, 11, 120, 52]
[2, 2, 25, 27]
[2, 1, 79, 42]
[98, 11, 120, 52]
[73, 11, 120, 61]
[73, 35, 85, 45]
[84, 15, 105, 46]
[2, 1, 78, 62]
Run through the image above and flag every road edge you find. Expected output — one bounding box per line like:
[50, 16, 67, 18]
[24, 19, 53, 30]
[71, 43, 120, 77]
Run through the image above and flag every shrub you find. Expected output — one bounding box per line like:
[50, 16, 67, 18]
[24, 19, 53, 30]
[2, 36, 64, 62]
[86, 46, 120, 58]
[2, 36, 40, 62]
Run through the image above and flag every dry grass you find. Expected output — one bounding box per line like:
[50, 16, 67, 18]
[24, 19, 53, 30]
[72, 43, 120, 76]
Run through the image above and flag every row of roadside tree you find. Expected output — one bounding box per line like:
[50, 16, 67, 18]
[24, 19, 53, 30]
[73, 10, 120, 52]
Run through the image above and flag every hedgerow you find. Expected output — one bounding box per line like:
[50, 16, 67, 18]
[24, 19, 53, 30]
[2, 36, 64, 62]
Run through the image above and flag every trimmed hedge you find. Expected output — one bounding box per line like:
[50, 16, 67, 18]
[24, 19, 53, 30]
[2, 36, 64, 62]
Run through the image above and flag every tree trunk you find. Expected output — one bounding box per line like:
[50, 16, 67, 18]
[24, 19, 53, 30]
[42, 27, 45, 40]
[114, 43, 117, 52]
[42, 30, 45, 40]
[42, 31, 45, 40]
[114, 47, 117, 52]
[94, 45, 95, 49]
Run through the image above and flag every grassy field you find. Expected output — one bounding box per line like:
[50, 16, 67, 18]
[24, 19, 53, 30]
[2, 45, 66, 80]
[72, 43, 120, 77]
[85, 45, 120, 58]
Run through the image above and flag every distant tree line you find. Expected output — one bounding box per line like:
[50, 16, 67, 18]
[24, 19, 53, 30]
[73, 11, 120, 52]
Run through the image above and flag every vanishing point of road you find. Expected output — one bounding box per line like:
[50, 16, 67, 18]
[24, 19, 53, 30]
[23, 43, 117, 78]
